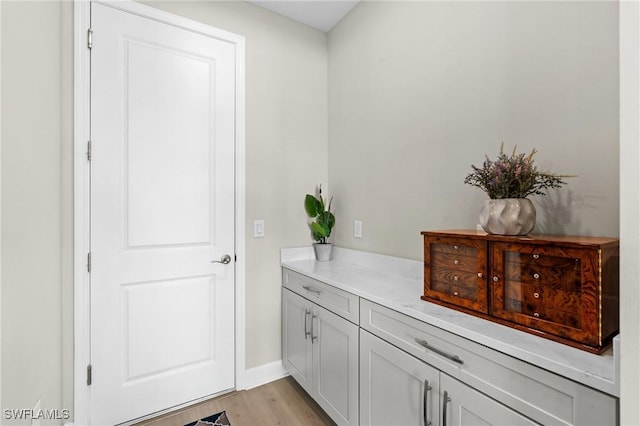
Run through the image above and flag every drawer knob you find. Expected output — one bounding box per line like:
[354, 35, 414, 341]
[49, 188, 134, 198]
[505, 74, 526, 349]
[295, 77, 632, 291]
[533, 292, 540, 299]
[453, 291, 459, 296]
[533, 254, 540, 259]
[533, 273, 540, 279]
[493, 276, 499, 282]
[454, 260, 459, 265]
[453, 275, 459, 281]
[477, 272, 483, 278]
[533, 312, 540, 318]
[453, 245, 459, 250]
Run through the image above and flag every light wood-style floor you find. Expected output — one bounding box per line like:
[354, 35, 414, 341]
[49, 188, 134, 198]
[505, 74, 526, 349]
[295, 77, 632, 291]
[134, 376, 336, 426]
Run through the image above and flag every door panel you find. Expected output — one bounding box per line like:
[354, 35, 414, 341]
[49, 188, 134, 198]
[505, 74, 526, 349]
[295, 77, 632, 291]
[313, 305, 359, 426]
[90, 3, 236, 424]
[360, 330, 440, 426]
[282, 289, 313, 394]
[441, 375, 538, 426]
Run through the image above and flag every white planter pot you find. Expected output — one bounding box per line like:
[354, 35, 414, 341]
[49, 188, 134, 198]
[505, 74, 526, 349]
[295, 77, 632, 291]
[313, 243, 333, 262]
[479, 198, 536, 236]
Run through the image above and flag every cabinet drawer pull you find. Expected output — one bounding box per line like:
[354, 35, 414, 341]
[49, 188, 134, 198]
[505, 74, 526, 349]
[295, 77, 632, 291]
[453, 275, 458, 281]
[477, 272, 483, 278]
[533, 273, 540, 279]
[454, 260, 459, 265]
[311, 314, 318, 343]
[453, 245, 459, 250]
[302, 285, 321, 295]
[443, 390, 451, 426]
[493, 276, 499, 282]
[423, 380, 432, 426]
[533, 292, 540, 299]
[414, 338, 464, 365]
[453, 291, 459, 296]
[304, 308, 311, 339]
[533, 254, 540, 259]
[533, 312, 540, 318]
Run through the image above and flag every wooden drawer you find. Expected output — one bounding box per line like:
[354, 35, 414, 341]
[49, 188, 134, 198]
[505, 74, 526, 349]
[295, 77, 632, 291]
[282, 268, 359, 324]
[360, 299, 617, 426]
[423, 235, 488, 313]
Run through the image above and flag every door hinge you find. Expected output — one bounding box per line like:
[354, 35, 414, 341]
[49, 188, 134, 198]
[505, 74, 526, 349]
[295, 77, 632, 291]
[87, 252, 92, 273]
[88, 28, 93, 49]
[87, 140, 92, 161]
[87, 364, 92, 386]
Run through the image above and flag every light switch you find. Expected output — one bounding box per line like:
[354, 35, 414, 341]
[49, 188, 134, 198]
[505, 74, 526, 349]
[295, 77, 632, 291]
[254, 220, 265, 238]
[354, 220, 362, 238]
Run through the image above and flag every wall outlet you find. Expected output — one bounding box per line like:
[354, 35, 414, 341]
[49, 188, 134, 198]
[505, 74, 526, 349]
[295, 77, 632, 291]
[353, 220, 363, 238]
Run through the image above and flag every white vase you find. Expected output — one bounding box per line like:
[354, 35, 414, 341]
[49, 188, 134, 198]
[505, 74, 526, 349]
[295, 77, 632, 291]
[479, 198, 536, 236]
[313, 243, 333, 262]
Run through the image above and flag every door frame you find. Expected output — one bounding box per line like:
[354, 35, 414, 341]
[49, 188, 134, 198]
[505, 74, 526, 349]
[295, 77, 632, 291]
[73, 1, 246, 424]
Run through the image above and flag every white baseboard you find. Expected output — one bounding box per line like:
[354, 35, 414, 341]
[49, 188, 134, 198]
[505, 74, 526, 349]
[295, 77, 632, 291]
[243, 360, 289, 390]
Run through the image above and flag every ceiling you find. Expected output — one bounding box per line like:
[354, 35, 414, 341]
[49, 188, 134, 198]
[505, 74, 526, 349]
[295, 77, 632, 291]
[247, 1, 359, 32]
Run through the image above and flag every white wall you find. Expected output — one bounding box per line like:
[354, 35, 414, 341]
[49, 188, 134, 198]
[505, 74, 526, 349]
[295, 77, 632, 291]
[1, 0, 328, 421]
[1, 1, 67, 420]
[619, 2, 640, 424]
[328, 1, 619, 260]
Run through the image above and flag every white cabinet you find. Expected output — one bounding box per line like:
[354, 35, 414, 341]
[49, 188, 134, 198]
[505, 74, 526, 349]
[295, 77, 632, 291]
[282, 287, 359, 426]
[360, 299, 617, 426]
[361, 330, 536, 426]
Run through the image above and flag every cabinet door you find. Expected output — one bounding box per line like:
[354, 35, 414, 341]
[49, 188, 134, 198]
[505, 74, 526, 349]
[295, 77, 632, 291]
[440, 375, 538, 426]
[282, 288, 313, 394]
[312, 304, 359, 426]
[423, 236, 488, 313]
[360, 330, 439, 426]
[490, 242, 602, 346]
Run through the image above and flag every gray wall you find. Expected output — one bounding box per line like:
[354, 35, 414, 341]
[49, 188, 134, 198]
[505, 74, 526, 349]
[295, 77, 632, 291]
[328, 1, 619, 260]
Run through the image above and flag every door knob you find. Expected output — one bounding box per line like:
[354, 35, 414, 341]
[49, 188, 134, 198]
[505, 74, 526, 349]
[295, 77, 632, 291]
[212, 254, 232, 265]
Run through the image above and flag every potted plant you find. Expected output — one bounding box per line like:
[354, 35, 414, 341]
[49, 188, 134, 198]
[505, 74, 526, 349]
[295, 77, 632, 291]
[464, 144, 571, 235]
[304, 185, 335, 261]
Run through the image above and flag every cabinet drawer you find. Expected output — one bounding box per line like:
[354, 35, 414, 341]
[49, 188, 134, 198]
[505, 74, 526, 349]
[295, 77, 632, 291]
[360, 299, 617, 426]
[283, 268, 359, 324]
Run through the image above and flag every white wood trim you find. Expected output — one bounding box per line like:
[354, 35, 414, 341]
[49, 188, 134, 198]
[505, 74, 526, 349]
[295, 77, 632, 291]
[73, 1, 91, 424]
[620, 1, 640, 424]
[244, 361, 289, 390]
[73, 1, 246, 423]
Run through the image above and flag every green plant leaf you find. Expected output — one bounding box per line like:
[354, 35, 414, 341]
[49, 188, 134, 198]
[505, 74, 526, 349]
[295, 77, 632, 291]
[304, 194, 321, 217]
[310, 222, 328, 240]
[317, 211, 335, 236]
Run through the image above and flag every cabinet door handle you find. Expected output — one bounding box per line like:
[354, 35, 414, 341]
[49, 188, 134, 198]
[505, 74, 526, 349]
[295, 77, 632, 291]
[303, 285, 321, 295]
[423, 379, 432, 426]
[443, 390, 451, 426]
[304, 308, 311, 340]
[311, 314, 318, 343]
[415, 338, 464, 365]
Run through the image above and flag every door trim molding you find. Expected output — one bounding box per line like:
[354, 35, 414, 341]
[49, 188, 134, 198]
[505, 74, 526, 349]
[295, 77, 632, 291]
[73, 1, 246, 424]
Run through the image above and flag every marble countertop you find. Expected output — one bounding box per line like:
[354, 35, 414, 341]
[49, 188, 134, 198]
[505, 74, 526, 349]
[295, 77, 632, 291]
[281, 246, 620, 397]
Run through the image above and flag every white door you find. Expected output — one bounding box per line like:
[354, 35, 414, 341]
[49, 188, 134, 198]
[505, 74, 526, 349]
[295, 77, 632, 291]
[282, 289, 314, 394]
[90, 3, 237, 424]
[312, 304, 359, 426]
[360, 330, 439, 426]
